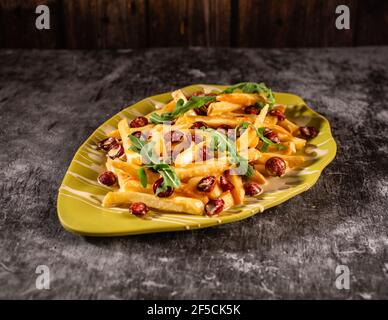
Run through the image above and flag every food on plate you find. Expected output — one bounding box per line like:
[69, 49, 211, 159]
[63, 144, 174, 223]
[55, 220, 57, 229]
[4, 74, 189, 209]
[96, 82, 319, 216]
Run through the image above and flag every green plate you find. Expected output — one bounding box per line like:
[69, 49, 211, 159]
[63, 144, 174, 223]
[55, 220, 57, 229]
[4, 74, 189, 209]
[57, 84, 336, 236]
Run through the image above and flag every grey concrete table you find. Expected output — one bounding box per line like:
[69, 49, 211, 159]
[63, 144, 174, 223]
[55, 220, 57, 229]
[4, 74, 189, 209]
[0, 47, 387, 299]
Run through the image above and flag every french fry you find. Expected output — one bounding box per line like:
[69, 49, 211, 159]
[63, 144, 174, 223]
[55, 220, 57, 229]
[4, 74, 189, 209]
[174, 114, 190, 126]
[111, 158, 141, 177]
[185, 109, 198, 117]
[102, 191, 205, 215]
[279, 118, 299, 134]
[145, 168, 161, 185]
[179, 177, 210, 203]
[118, 119, 143, 165]
[236, 127, 257, 151]
[265, 124, 294, 140]
[148, 127, 168, 158]
[273, 104, 286, 113]
[186, 176, 203, 188]
[249, 136, 259, 148]
[260, 141, 295, 155]
[127, 124, 153, 135]
[119, 176, 153, 193]
[175, 191, 208, 204]
[175, 159, 231, 180]
[184, 115, 256, 127]
[207, 101, 242, 116]
[247, 148, 262, 162]
[172, 89, 188, 104]
[250, 170, 267, 184]
[208, 181, 223, 200]
[176, 188, 209, 204]
[113, 161, 159, 186]
[254, 104, 269, 127]
[291, 137, 306, 150]
[155, 100, 176, 114]
[263, 115, 278, 126]
[172, 90, 197, 116]
[283, 156, 305, 168]
[217, 93, 264, 106]
[115, 168, 133, 190]
[255, 153, 305, 168]
[254, 164, 266, 175]
[226, 173, 245, 205]
[278, 141, 296, 155]
[105, 157, 116, 173]
[107, 129, 120, 139]
[174, 141, 201, 167]
[220, 191, 234, 210]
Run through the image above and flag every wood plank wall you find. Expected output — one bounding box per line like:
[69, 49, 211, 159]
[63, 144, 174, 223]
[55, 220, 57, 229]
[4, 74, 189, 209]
[0, 0, 387, 48]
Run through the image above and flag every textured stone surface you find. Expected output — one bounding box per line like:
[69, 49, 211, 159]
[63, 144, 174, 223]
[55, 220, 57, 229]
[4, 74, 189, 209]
[0, 47, 387, 299]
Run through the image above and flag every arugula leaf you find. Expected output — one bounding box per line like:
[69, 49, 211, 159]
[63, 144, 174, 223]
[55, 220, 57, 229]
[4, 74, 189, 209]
[150, 163, 181, 194]
[140, 141, 161, 165]
[205, 128, 253, 176]
[245, 164, 255, 178]
[150, 96, 216, 124]
[255, 100, 274, 112]
[149, 99, 185, 124]
[136, 167, 148, 188]
[128, 134, 146, 153]
[255, 127, 287, 151]
[238, 122, 287, 152]
[128, 134, 159, 164]
[266, 89, 275, 106]
[206, 128, 240, 164]
[238, 122, 250, 130]
[128, 135, 181, 195]
[222, 82, 270, 94]
[222, 82, 276, 108]
[255, 101, 265, 109]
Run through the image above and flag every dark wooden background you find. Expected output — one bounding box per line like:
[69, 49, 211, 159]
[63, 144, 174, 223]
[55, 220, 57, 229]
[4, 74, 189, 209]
[0, 0, 387, 49]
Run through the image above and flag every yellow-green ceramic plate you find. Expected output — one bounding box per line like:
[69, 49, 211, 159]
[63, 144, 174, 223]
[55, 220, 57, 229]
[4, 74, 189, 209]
[57, 84, 336, 236]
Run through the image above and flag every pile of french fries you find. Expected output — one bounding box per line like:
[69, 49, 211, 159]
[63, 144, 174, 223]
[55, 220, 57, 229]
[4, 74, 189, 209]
[100, 86, 307, 216]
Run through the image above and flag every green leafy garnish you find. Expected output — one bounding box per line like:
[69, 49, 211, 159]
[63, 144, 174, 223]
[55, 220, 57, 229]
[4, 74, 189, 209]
[249, 101, 272, 113]
[128, 134, 181, 194]
[245, 164, 255, 178]
[206, 128, 240, 163]
[238, 122, 287, 152]
[255, 127, 287, 152]
[150, 163, 181, 194]
[128, 134, 146, 153]
[222, 82, 270, 94]
[136, 167, 148, 188]
[140, 141, 160, 165]
[266, 89, 275, 107]
[150, 96, 216, 124]
[255, 102, 266, 109]
[128, 134, 159, 164]
[205, 128, 251, 176]
[222, 82, 276, 108]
